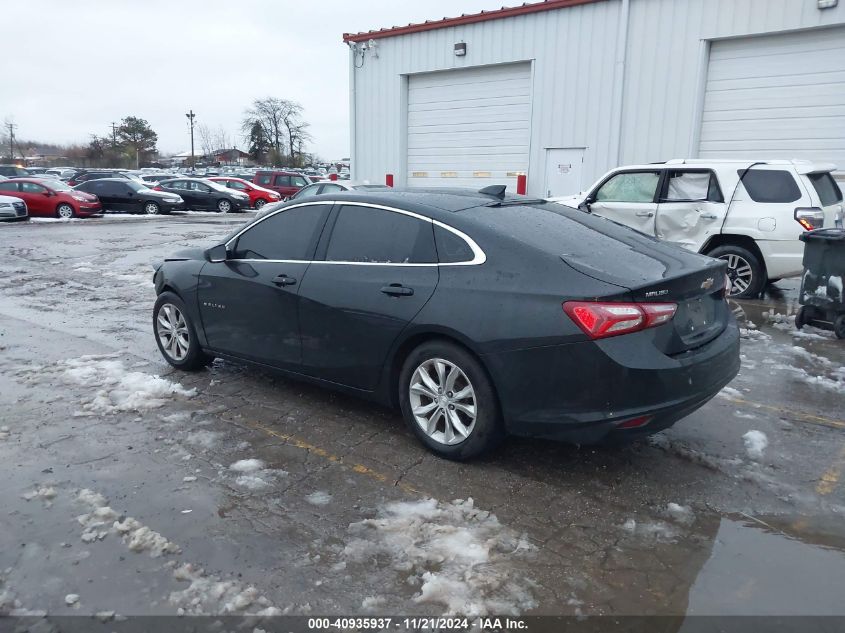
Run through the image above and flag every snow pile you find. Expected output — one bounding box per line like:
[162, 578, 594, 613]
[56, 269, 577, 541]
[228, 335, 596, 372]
[305, 491, 332, 506]
[103, 268, 155, 289]
[21, 485, 57, 507]
[64, 594, 80, 607]
[229, 459, 287, 490]
[743, 430, 768, 461]
[60, 355, 196, 413]
[230, 459, 265, 473]
[76, 488, 179, 557]
[621, 518, 678, 542]
[664, 503, 695, 526]
[185, 430, 221, 450]
[361, 596, 386, 611]
[718, 386, 743, 399]
[342, 497, 535, 616]
[168, 563, 281, 616]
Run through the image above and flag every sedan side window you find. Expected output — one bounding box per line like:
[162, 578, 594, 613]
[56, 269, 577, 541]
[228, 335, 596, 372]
[0, 182, 19, 192]
[320, 184, 343, 193]
[190, 182, 211, 193]
[21, 182, 47, 194]
[229, 181, 247, 191]
[325, 205, 436, 264]
[232, 204, 331, 261]
[595, 172, 660, 203]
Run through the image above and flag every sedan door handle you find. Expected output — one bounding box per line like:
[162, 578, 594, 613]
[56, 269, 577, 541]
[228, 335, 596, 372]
[273, 274, 297, 287]
[380, 284, 414, 297]
[700, 213, 718, 220]
[635, 210, 655, 218]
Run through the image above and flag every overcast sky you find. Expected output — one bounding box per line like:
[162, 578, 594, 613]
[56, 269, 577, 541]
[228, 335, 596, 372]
[1, 0, 508, 161]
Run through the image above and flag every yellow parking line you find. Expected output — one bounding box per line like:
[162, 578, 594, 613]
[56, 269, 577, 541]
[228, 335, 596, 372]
[722, 396, 845, 431]
[242, 419, 423, 495]
[816, 444, 845, 496]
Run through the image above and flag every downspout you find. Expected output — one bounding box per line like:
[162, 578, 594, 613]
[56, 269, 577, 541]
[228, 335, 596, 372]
[609, 0, 630, 166]
[348, 43, 357, 180]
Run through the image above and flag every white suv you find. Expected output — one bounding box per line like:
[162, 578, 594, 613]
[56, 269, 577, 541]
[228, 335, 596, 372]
[551, 159, 844, 298]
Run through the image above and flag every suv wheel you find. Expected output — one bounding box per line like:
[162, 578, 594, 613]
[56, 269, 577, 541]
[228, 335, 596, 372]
[399, 341, 504, 460]
[708, 245, 766, 299]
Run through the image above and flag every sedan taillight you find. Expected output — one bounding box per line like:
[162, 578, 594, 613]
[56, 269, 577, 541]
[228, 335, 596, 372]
[563, 301, 677, 340]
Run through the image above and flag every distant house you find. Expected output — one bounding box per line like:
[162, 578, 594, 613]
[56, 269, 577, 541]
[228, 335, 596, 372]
[212, 148, 250, 166]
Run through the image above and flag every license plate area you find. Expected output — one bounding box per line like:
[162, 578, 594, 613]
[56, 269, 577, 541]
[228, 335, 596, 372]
[675, 293, 722, 347]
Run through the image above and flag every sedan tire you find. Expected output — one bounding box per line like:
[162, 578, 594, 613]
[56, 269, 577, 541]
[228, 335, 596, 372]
[144, 201, 161, 215]
[217, 199, 232, 213]
[254, 199, 266, 210]
[153, 292, 213, 370]
[56, 203, 75, 219]
[399, 340, 504, 460]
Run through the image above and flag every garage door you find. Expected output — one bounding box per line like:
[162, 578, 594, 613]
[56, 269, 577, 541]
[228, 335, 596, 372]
[699, 27, 845, 171]
[407, 63, 531, 190]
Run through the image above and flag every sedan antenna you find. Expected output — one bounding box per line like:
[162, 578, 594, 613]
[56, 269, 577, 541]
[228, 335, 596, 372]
[478, 184, 507, 199]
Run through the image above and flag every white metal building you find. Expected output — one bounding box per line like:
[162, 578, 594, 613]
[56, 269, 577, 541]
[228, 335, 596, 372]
[344, 0, 845, 197]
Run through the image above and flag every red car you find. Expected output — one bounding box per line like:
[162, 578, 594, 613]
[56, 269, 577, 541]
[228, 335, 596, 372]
[0, 178, 101, 218]
[208, 177, 282, 210]
[252, 171, 310, 199]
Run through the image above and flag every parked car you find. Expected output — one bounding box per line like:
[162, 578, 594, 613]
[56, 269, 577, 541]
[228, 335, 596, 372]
[0, 177, 101, 218]
[74, 178, 183, 215]
[154, 178, 249, 212]
[252, 171, 310, 199]
[151, 187, 739, 459]
[0, 165, 30, 178]
[140, 173, 183, 185]
[208, 176, 282, 209]
[68, 170, 132, 186]
[0, 194, 28, 222]
[551, 159, 844, 298]
[45, 168, 77, 180]
[290, 181, 390, 201]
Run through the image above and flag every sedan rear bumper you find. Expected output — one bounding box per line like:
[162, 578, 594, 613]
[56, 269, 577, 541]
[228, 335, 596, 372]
[482, 320, 740, 444]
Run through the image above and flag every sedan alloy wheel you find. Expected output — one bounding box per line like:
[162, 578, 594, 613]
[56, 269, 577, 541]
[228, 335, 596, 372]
[409, 358, 477, 445]
[56, 204, 74, 219]
[145, 202, 160, 215]
[156, 303, 190, 361]
[217, 200, 232, 213]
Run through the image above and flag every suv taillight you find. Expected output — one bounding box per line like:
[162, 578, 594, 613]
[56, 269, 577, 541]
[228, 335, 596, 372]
[795, 207, 824, 231]
[563, 301, 677, 340]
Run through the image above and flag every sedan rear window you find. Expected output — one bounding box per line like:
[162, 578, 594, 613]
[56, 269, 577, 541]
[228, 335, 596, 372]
[326, 205, 436, 264]
[807, 172, 843, 206]
[738, 169, 801, 203]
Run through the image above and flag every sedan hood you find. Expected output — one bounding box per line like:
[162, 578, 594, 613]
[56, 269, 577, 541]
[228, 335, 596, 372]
[165, 247, 205, 262]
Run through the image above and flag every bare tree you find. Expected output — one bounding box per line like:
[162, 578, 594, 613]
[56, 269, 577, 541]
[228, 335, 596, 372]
[197, 124, 215, 159]
[212, 126, 230, 152]
[241, 97, 289, 161]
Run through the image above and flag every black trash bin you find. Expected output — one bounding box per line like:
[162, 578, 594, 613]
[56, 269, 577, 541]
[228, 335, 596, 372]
[796, 228, 845, 339]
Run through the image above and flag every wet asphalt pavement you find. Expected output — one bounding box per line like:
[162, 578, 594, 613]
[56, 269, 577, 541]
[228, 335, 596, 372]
[1, 213, 844, 620]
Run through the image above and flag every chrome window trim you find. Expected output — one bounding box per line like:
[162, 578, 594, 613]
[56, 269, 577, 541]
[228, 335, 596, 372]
[224, 200, 486, 267]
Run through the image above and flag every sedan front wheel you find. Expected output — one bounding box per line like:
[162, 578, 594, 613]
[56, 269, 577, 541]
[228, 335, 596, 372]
[217, 199, 232, 213]
[399, 340, 503, 460]
[153, 292, 213, 370]
[144, 201, 161, 215]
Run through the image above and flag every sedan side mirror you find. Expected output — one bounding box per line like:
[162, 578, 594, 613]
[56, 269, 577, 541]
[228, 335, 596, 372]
[205, 244, 228, 263]
[578, 200, 592, 213]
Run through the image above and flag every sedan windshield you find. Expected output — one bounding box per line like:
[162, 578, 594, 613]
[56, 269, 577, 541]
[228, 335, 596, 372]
[41, 180, 72, 191]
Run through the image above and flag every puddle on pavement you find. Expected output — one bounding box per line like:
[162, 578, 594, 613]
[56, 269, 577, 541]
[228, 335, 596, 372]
[686, 514, 845, 615]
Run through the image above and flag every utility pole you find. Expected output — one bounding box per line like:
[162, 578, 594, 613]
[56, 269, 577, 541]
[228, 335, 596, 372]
[6, 121, 17, 163]
[185, 110, 196, 171]
[110, 122, 118, 148]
